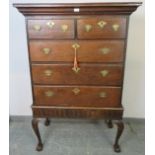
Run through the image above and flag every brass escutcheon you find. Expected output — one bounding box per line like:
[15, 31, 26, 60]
[46, 21, 55, 29]
[72, 88, 80, 95]
[97, 21, 107, 29]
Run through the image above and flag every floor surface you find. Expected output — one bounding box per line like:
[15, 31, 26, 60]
[9, 118, 145, 155]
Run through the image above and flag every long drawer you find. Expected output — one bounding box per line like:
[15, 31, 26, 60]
[29, 40, 125, 62]
[32, 64, 123, 85]
[32, 106, 123, 119]
[34, 86, 121, 107]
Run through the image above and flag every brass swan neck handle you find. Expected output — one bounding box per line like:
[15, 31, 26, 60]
[72, 43, 80, 74]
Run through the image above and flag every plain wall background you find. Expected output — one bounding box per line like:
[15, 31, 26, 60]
[10, 0, 145, 118]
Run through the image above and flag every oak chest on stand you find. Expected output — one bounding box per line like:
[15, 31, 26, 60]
[14, 2, 141, 153]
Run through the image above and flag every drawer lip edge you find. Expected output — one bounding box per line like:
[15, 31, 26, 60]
[32, 105, 123, 110]
[33, 85, 122, 88]
[32, 105, 124, 119]
[31, 63, 123, 66]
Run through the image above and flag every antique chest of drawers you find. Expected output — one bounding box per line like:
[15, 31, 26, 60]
[14, 2, 141, 153]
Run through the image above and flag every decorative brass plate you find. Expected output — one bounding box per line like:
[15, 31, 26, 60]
[99, 92, 107, 98]
[72, 43, 80, 49]
[33, 25, 41, 31]
[97, 21, 107, 29]
[100, 47, 110, 54]
[61, 24, 68, 32]
[72, 67, 80, 74]
[46, 21, 55, 29]
[44, 70, 53, 76]
[100, 70, 109, 77]
[42, 48, 51, 55]
[85, 24, 92, 32]
[45, 91, 54, 97]
[112, 24, 120, 31]
[72, 88, 80, 95]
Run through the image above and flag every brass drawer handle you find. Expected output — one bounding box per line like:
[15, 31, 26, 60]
[85, 24, 92, 32]
[46, 21, 55, 29]
[61, 24, 68, 32]
[97, 21, 107, 29]
[100, 70, 109, 77]
[99, 92, 107, 98]
[45, 91, 54, 97]
[72, 43, 80, 49]
[72, 43, 80, 74]
[33, 25, 41, 31]
[72, 67, 80, 74]
[112, 24, 120, 31]
[44, 70, 53, 76]
[72, 88, 80, 95]
[100, 48, 110, 55]
[42, 48, 51, 55]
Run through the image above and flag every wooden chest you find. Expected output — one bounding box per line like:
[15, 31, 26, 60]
[14, 2, 141, 153]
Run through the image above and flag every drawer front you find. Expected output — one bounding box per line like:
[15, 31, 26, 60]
[77, 16, 127, 39]
[28, 19, 75, 39]
[29, 40, 124, 62]
[32, 106, 123, 119]
[32, 64, 123, 85]
[34, 86, 121, 107]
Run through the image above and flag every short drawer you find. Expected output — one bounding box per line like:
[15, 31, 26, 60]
[28, 19, 75, 39]
[32, 64, 123, 85]
[77, 16, 127, 39]
[29, 40, 124, 62]
[33, 86, 121, 107]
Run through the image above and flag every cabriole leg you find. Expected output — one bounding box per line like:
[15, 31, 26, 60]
[44, 118, 50, 126]
[105, 120, 113, 128]
[32, 118, 43, 151]
[113, 120, 124, 153]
